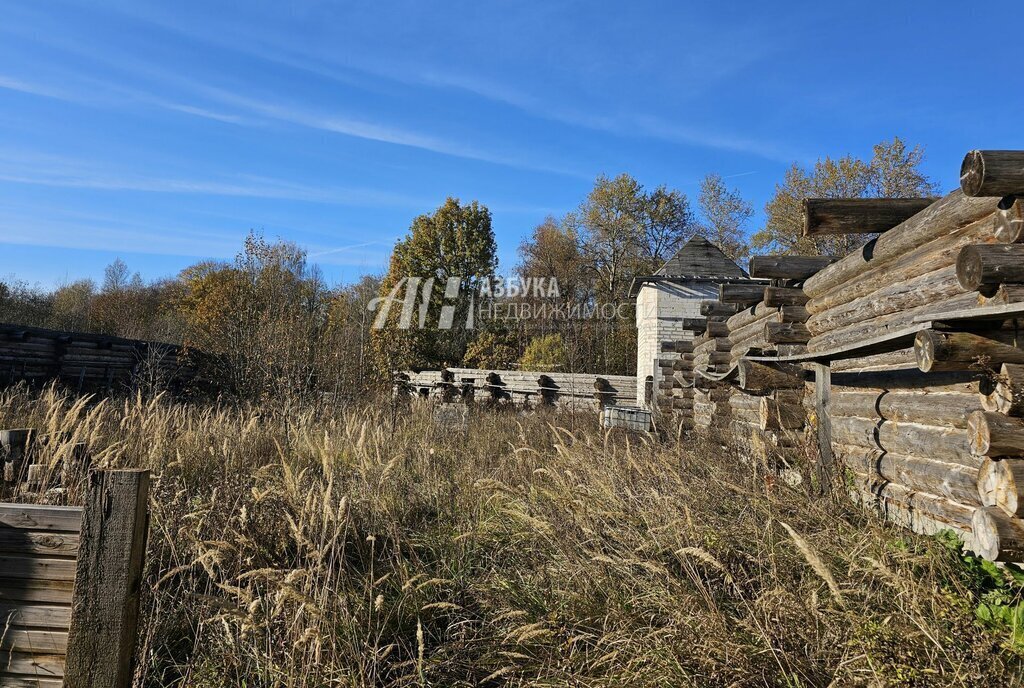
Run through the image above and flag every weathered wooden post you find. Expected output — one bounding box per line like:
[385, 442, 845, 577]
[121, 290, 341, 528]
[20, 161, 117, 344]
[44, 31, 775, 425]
[64, 469, 151, 688]
[811, 363, 834, 496]
[2, 428, 35, 492]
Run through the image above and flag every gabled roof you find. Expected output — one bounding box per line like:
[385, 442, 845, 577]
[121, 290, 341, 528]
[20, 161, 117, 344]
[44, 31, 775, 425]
[654, 236, 747, 279]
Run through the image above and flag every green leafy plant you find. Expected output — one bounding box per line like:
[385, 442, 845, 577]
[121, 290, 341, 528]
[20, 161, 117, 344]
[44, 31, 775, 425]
[936, 529, 1024, 651]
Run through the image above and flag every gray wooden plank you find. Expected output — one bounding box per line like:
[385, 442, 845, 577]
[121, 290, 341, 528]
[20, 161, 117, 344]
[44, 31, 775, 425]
[0, 673, 63, 688]
[0, 579, 75, 606]
[0, 603, 72, 629]
[0, 505, 82, 533]
[0, 650, 65, 678]
[0, 556, 77, 582]
[0, 628, 68, 653]
[0, 531, 80, 557]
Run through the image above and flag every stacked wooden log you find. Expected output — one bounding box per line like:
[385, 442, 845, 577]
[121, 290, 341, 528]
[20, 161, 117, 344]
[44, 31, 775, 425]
[655, 355, 677, 413]
[693, 386, 731, 430]
[831, 360, 987, 539]
[690, 302, 738, 431]
[813, 151, 1024, 559]
[691, 323, 732, 378]
[0, 324, 195, 394]
[663, 339, 695, 421]
[719, 257, 825, 457]
[802, 192, 1005, 353]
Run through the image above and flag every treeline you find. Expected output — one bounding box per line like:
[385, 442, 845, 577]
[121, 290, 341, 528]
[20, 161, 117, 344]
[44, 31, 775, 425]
[0, 137, 937, 396]
[0, 236, 382, 402]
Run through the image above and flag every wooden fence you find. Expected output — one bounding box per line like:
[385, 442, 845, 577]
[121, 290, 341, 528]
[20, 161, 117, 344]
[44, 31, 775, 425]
[656, 149, 1024, 562]
[0, 470, 150, 687]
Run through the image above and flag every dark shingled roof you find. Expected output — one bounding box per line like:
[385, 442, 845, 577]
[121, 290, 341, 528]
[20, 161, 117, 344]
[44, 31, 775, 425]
[655, 236, 747, 278]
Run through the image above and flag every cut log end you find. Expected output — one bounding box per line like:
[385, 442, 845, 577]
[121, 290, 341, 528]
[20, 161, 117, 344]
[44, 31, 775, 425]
[913, 330, 938, 373]
[955, 245, 985, 292]
[961, 150, 1024, 198]
[994, 196, 1024, 244]
[968, 409, 991, 456]
[971, 506, 1024, 561]
[980, 373, 1013, 414]
[960, 150, 986, 197]
[987, 362, 1024, 415]
[978, 457, 1024, 517]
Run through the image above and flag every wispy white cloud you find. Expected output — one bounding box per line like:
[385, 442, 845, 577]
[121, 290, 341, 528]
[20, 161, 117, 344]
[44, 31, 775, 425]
[0, 71, 254, 127]
[0, 149, 428, 208]
[196, 86, 475, 158]
[3, 2, 799, 165]
[306, 238, 395, 262]
[398, 70, 797, 161]
[0, 199, 393, 268]
[106, 6, 799, 162]
[1, 65, 584, 177]
[0, 74, 80, 101]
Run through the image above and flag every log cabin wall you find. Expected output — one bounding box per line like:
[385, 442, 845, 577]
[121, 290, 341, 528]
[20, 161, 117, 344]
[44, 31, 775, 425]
[653, 150, 1024, 562]
[0, 323, 195, 395]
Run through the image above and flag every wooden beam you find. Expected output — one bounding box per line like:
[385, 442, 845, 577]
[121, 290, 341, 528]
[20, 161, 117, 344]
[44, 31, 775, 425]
[748, 255, 837, 280]
[914, 329, 1024, 373]
[736, 359, 805, 391]
[64, 470, 150, 688]
[699, 301, 740, 317]
[960, 150, 1024, 197]
[719, 283, 766, 305]
[763, 286, 808, 307]
[803, 191, 998, 299]
[763, 321, 810, 345]
[802, 197, 938, 236]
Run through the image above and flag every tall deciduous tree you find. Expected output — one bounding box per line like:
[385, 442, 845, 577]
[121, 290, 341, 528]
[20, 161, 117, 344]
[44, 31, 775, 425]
[571, 173, 694, 303]
[696, 173, 753, 261]
[174, 233, 330, 400]
[752, 137, 938, 256]
[517, 216, 585, 302]
[513, 174, 695, 376]
[371, 198, 497, 373]
[642, 185, 695, 268]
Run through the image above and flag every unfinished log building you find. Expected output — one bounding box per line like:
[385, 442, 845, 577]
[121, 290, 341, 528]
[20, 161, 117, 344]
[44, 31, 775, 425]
[630, 236, 758, 408]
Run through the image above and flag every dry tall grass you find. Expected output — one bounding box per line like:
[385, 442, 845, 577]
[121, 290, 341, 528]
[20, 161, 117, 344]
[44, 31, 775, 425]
[4, 385, 1022, 687]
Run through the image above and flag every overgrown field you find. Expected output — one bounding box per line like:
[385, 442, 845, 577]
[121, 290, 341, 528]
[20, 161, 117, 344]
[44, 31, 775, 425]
[5, 386, 1024, 687]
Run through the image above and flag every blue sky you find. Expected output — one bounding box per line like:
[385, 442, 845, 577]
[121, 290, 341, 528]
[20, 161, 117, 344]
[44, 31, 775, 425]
[1, 0, 1021, 288]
